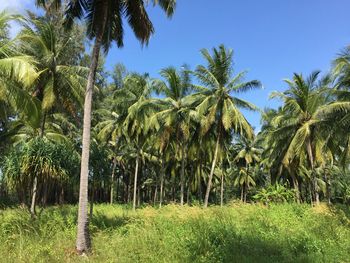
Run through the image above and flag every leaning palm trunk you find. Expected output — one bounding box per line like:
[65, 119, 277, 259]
[204, 134, 220, 208]
[76, 4, 107, 253]
[132, 153, 139, 211]
[180, 143, 185, 206]
[110, 158, 117, 204]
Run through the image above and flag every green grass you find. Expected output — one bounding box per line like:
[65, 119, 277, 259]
[0, 203, 349, 263]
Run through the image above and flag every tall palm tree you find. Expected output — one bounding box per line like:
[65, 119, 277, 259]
[17, 16, 87, 216]
[268, 71, 332, 205]
[190, 45, 261, 208]
[122, 74, 154, 211]
[149, 66, 192, 205]
[36, 0, 176, 253]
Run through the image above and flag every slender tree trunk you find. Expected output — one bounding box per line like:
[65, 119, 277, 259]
[59, 186, 64, 205]
[30, 113, 47, 217]
[110, 158, 117, 204]
[30, 176, 38, 217]
[133, 154, 139, 211]
[288, 168, 300, 204]
[89, 184, 94, 218]
[204, 133, 220, 208]
[324, 173, 331, 205]
[186, 183, 190, 204]
[76, 3, 107, 253]
[172, 175, 176, 202]
[159, 157, 165, 208]
[244, 183, 248, 203]
[137, 185, 141, 207]
[309, 182, 314, 206]
[306, 138, 319, 206]
[198, 159, 202, 204]
[180, 143, 185, 206]
[220, 173, 224, 207]
[116, 174, 119, 203]
[127, 173, 131, 203]
[240, 186, 244, 202]
[293, 177, 300, 204]
[153, 186, 157, 206]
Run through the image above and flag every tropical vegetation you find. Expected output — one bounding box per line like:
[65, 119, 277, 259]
[0, 1, 349, 261]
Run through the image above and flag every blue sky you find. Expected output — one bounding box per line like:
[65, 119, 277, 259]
[1, 0, 350, 130]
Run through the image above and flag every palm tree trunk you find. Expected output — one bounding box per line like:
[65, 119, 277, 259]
[89, 184, 94, 218]
[288, 168, 300, 204]
[116, 174, 119, 203]
[153, 186, 157, 206]
[198, 159, 202, 204]
[204, 133, 220, 208]
[30, 176, 38, 217]
[159, 157, 165, 208]
[240, 186, 244, 202]
[30, 113, 47, 218]
[306, 138, 319, 205]
[324, 173, 331, 205]
[293, 177, 300, 204]
[186, 183, 190, 204]
[220, 174, 224, 207]
[76, 2, 107, 253]
[132, 153, 139, 211]
[180, 143, 185, 206]
[110, 158, 117, 204]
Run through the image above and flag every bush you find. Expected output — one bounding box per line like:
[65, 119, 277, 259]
[253, 184, 296, 204]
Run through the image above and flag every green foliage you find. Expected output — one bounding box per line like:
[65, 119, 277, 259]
[254, 184, 296, 203]
[0, 204, 349, 262]
[2, 137, 79, 203]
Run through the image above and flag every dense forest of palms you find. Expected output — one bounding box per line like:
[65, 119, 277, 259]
[1, 4, 350, 210]
[0, 1, 350, 257]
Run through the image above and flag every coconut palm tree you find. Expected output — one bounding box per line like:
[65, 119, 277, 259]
[268, 71, 334, 205]
[231, 136, 261, 202]
[0, 12, 39, 127]
[18, 16, 87, 136]
[148, 66, 192, 205]
[36, 0, 176, 253]
[189, 45, 261, 208]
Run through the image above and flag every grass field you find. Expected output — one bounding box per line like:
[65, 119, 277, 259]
[0, 203, 349, 263]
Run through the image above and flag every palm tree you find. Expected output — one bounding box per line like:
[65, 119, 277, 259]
[17, 16, 88, 216]
[190, 45, 261, 208]
[0, 12, 39, 127]
[18, 16, 88, 134]
[149, 66, 192, 205]
[232, 136, 261, 202]
[36, 0, 176, 253]
[268, 71, 332, 205]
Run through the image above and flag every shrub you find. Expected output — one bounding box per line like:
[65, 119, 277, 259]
[253, 183, 296, 204]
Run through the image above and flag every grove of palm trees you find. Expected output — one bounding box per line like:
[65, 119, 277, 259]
[0, 1, 349, 262]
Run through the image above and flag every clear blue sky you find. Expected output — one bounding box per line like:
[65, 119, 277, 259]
[104, 0, 350, 131]
[2, 0, 350, 130]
